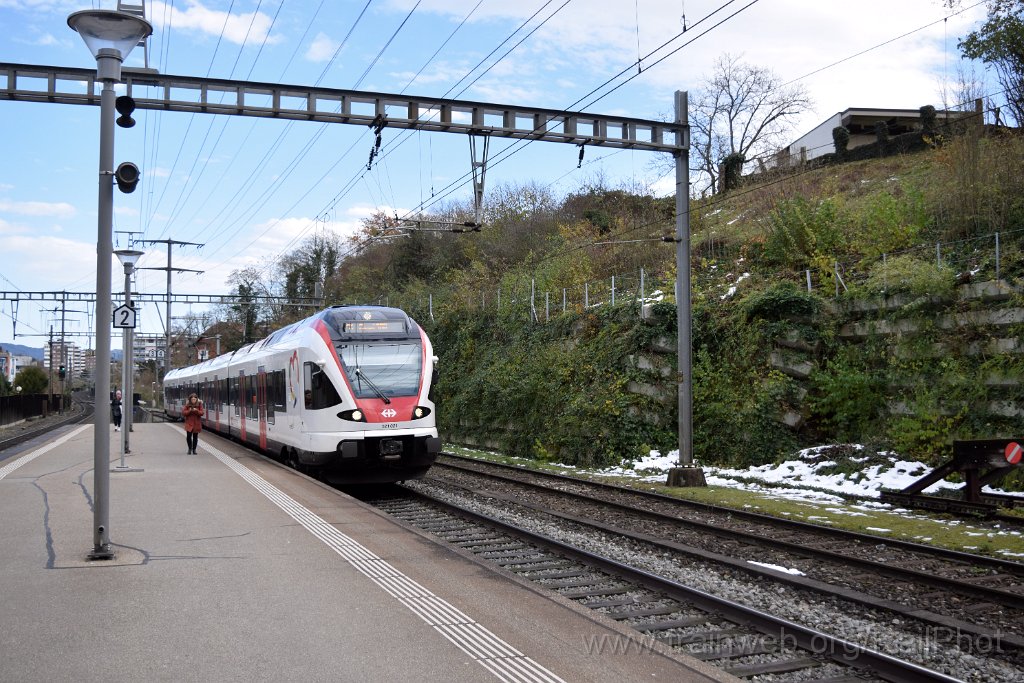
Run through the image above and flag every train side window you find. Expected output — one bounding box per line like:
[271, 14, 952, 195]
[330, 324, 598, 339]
[273, 370, 286, 413]
[304, 362, 341, 409]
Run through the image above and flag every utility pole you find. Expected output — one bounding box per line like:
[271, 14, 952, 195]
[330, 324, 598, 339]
[43, 299, 87, 415]
[136, 238, 203, 405]
[47, 325, 54, 409]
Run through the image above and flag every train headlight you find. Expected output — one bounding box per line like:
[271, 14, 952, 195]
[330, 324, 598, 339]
[412, 406, 431, 420]
[338, 409, 366, 422]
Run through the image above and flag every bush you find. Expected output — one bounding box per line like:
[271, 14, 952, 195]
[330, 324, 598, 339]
[920, 105, 937, 135]
[809, 350, 886, 441]
[832, 126, 850, 154]
[722, 152, 745, 192]
[13, 366, 47, 394]
[874, 121, 889, 151]
[741, 281, 820, 321]
[763, 196, 848, 267]
[856, 189, 928, 258]
[858, 254, 956, 298]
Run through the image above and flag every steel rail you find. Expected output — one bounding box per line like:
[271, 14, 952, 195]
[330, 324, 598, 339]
[393, 486, 964, 683]
[0, 397, 94, 454]
[432, 458, 1024, 612]
[427, 469, 1024, 653]
[439, 453, 1024, 573]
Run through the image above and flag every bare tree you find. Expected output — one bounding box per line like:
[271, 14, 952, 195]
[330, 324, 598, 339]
[944, 0, 1024, 125]
[277, 230, 344, 304]
[223, 266, 272, 345]
[690, 54, 812, 193]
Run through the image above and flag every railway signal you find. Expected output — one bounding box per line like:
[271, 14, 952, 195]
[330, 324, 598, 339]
[115, 95, 136, 128]
[114, 161, 140, 193]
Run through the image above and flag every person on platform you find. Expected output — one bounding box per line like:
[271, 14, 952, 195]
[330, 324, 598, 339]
[183, 393, 204, 454]
[111, 390, 123, 432]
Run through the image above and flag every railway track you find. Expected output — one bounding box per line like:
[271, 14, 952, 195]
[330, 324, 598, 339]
[426, 456, 1024, 650]
[365, 486, 967, 683]
[0, 397, 93, 453]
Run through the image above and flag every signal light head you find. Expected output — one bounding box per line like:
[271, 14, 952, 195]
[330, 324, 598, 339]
[114, 162, 140, 194]
[115, 95, 136, 128]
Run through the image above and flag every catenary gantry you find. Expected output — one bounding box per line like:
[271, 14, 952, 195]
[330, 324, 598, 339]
[0, 62, 687, 153]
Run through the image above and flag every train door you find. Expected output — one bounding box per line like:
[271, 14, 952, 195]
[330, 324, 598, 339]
[238, 370, 247, 443]
[257, 366, 268, 450]
[213, 375, 220, 430]
[286, 350, 301, 434]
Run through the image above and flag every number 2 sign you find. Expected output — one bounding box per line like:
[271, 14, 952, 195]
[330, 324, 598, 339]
[112, 304, 137, 328]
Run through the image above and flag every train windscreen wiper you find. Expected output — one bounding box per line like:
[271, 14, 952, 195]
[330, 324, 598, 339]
[354, 367, 391, 404]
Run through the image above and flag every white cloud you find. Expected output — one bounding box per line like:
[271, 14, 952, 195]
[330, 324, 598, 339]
[28, 33, 61, 47]
[0, 217, 29, 235]
[2, 233, 100, 290]
[0, 200, 75, 218]
[306, 32, 340, 63]
[149, 0, 281, 46]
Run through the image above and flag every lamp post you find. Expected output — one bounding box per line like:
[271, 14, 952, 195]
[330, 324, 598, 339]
[115, 248, 143, 467]
[69, 9, 153, 561]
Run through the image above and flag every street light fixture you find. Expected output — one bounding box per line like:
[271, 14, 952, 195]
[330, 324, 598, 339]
[69, 9, 152, 562]
[114, 248, 144, 468]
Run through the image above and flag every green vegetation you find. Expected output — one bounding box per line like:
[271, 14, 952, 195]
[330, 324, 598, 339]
[12, 365, 48, 394]
[214, 126, 1024, 478]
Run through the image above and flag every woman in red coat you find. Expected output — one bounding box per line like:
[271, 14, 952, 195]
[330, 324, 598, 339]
[182, 393, 204, 454]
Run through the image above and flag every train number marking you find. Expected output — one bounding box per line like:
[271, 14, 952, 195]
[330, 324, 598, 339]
[381, 423, 398, 429]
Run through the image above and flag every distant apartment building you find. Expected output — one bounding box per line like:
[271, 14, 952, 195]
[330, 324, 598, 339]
[44, 342, 86, 377]
[133, 336, 167, 365]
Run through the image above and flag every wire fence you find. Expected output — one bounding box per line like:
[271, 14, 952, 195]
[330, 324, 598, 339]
[377, 228, 1021, 325]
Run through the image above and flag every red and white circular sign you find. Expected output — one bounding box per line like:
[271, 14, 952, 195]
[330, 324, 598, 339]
[1006, 442, 1023, 465]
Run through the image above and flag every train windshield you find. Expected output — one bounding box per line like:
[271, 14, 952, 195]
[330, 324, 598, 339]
[336, 343, 422, 399]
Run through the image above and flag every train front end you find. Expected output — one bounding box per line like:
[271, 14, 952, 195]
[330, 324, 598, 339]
[314, 306, 440, 483]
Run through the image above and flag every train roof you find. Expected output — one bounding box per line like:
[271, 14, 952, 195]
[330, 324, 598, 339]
[318, 306, 421, 342]
[164, 306, 423, 380]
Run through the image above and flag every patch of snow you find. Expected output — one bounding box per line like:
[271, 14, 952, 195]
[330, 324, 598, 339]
[747, 561, 806, 576]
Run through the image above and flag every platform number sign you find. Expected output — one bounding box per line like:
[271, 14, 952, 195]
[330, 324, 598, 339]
[112, 304, 137, 329]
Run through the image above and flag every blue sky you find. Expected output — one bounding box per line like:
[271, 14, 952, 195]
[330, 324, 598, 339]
[0, 0, 990, 349]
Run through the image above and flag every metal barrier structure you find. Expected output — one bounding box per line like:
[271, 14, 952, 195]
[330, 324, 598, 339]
[880, 438, 1024, 516]
[0, 393, 52, 427]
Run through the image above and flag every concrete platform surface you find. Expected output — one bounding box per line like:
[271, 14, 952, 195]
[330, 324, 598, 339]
[0, 422, 736, 682]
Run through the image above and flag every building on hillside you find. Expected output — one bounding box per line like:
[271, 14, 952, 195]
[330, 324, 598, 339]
[777, 106, 975, 167]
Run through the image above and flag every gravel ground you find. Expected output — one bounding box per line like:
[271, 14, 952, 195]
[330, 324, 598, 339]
[407, 479, 1024, 683]
[428, 463, 1024, 635]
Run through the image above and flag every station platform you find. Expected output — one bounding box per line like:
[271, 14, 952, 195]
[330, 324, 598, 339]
[0, 422, 734, 682]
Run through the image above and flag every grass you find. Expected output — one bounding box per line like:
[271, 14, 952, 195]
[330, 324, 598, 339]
[443, 444, 1024, 561]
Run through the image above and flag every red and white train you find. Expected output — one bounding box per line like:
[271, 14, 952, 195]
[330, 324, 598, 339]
[164, 306, 440, 484]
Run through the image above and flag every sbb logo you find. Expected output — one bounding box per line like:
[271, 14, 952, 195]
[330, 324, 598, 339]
[381, 408, 397, 419]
